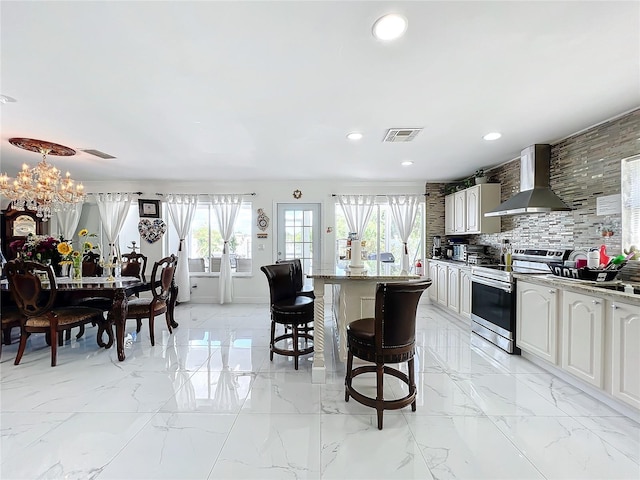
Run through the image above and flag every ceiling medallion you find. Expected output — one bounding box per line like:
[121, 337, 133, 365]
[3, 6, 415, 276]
[8, 138, 76, 156]
[293, 189, 302, 199]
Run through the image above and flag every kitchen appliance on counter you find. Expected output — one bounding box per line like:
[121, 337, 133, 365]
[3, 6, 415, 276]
[432, 236, 442, 259]
[470, 247, 571, 354]
[451, 243, 468, 262]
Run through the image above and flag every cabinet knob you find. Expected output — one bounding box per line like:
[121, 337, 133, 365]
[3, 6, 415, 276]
[611, 304, 618, 310]
[592, 300, 600, 305]
[548, 289, 556, 294]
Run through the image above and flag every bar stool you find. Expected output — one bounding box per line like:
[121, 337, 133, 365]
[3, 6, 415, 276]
[261, 263, 314, 370]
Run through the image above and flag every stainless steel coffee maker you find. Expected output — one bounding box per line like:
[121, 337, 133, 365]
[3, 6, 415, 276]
[432, 236, 442, 259]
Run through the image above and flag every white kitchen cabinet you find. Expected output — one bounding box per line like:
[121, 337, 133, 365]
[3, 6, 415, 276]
[611, 300, 640, 409]
[447, 265, 460, 313]
[459, 267, 472, 319]
[427, 261, 438, 302]
[445, 184, 501, 235]
[465, 184, 501, 234]
[444, 194, 455, 235]
[561, 290, 605, 388]
[436, 263, 448, 306]
[516, 281, 559, 364]
[453, 190, 466, 233]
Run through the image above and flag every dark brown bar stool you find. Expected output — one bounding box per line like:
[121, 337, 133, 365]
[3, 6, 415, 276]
[345, 279, 431, 429]
[261, 263, 314, 370]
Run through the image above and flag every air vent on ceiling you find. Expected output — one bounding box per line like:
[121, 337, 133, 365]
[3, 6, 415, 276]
[81, 149, 116, 159]
[383, 128, 423, 143]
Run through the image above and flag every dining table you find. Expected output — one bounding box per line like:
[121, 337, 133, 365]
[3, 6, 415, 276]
[1, 275, 178, 362]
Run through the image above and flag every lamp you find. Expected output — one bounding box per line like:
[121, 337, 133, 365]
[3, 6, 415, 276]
[0, 138, 85, 221]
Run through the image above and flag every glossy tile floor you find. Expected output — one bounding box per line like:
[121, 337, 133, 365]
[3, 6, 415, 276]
[1, 301, 639, 480]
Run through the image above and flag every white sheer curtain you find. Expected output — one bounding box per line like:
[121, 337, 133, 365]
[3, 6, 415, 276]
[337, 195, 375, 267]
[336, 195, 376, 236]
[95, 193, 134, 262]
[166, 194, 199, 303]
[388, 195, 421, 274]
[211, 194, 243, 304]
[55, 202, 83, 243]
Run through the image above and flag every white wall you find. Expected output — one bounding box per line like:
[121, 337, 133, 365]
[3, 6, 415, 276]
[73, 179, 426, 303]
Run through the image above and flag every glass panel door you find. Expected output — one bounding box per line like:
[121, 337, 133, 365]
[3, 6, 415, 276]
[276, 203, 320, 280]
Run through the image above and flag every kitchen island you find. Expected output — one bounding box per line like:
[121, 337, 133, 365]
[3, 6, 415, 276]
[307, 262, 420, 383]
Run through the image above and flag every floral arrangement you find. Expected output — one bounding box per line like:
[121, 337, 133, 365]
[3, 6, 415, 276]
[56, 229, 100, 279]
[10, 234, 62, 265]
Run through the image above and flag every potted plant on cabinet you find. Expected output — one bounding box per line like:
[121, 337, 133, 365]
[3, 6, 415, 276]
[474, 169, 487, 184]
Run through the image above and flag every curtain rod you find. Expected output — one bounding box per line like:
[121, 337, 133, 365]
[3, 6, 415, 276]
[331, 193, 426, 197]
[155, 192, 256, 197]
[87, 191, 143, 195]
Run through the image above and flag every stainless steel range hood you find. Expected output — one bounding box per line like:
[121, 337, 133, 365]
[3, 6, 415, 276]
[485, 144, 571, 217]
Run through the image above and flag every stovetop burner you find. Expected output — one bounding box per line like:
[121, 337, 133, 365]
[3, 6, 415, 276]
[472, 248, 572, 284]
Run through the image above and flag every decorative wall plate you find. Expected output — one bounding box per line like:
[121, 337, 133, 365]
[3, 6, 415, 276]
[138, 218, 167, 244]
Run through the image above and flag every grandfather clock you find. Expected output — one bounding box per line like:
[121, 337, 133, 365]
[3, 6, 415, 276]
[1, 208, 49, 260]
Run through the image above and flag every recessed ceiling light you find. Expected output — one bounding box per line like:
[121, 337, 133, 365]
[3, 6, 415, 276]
[372, 14, 407, 41]
[483, 132, 502, 141]
[0, 94, 17, 104]
[346, 132, 363, 141]
[401, 160, 414, 166]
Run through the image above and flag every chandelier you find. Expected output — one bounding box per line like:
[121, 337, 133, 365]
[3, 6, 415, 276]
[0, 138, 85, 221]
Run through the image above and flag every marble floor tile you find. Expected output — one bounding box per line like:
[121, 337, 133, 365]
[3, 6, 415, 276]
[490, 415, 640, 479]
[321, 414, 433, 479]
[408, 415, 544, 479]
[1, 301, 638, 479]
[208, 413, 321, 479]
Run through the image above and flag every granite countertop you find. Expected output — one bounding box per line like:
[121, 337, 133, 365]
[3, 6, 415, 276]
[514, 273, 640, 306]
[427, 258, 473, 269]
[309, 261, 420, 280]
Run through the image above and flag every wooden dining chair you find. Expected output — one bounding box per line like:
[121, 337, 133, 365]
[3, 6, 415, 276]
[124, 254, 178, 346]
[4, 258, 107, 367]
[120, 252, 148, 279]
[82, 251, 103, 277]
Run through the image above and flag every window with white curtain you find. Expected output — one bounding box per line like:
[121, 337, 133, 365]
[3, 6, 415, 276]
[118, 204, 141, 255]
[622, 154, 640, 254]
[335, 200, 425, 274]
[178, 201, 253, 274]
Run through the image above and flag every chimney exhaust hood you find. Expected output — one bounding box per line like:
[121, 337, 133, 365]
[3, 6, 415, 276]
[484, 144, 571, 217]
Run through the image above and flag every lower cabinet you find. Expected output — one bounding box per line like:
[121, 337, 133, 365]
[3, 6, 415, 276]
[447, 266, 460, 313]
[516, 281, 559, 364]
[436, 263, 448, 306]
[611, 300, 640, 410]
[518, 280, 640, 411]
[561, 290, 604, 388]
[459, 267, 472, 319]
[428, 261, 438, 302]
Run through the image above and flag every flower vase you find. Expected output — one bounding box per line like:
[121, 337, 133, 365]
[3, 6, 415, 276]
[60, 263, 70, 278]
[71, 258, 82, 282]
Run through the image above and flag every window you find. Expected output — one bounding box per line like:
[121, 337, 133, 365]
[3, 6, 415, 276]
[335, 199, 425, 274]
[186, 202, 253, 274]
[118, 204, 141, 255]
[622, 155, 640, 254]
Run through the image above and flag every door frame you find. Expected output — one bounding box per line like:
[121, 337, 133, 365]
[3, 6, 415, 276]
[275, 202, 322, 276]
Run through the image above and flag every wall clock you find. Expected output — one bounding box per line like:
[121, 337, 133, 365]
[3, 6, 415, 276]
[257, 208, 270, 231]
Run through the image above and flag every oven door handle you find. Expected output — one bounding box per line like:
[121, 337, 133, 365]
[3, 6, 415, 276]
[472, 275, 512, 293]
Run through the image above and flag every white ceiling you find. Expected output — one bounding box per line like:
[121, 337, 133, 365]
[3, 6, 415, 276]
[1, 1, 638, 184]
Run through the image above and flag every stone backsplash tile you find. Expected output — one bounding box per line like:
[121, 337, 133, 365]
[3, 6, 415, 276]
[427, 108, 640, 281]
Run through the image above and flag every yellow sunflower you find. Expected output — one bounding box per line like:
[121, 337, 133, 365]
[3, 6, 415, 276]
[83, 241, 93, 251]
[78, 229, 89, 237]
[57, 242, 73, 256]
[71, 250, 81, 258]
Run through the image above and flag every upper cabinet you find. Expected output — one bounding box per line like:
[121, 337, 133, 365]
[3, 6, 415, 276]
[445, 184, 501, 235]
